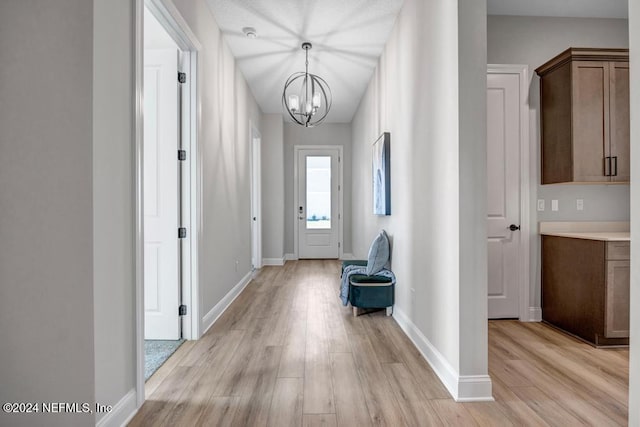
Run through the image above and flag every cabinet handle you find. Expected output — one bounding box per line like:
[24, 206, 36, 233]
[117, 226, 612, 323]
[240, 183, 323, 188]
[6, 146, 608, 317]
[613, 156, 618, 177]
[604, 156, 612, 176]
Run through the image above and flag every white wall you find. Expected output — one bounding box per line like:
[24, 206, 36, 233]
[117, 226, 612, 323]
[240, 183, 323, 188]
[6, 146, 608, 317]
[0, 1, 96, 426]
[487, 15, 630, 310]
[171, 0, 262, 324]
[283, 123, 352, 256]
[351, 0, 490, 400]
[261, 114, 285, 261]
[93, 0, 136, 424]
[458, 0, 489, 378]
[628, 2, 639, 424]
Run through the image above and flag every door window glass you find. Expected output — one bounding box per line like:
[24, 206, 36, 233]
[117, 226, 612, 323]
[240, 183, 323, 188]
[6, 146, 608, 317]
[306, 156, 331, 229]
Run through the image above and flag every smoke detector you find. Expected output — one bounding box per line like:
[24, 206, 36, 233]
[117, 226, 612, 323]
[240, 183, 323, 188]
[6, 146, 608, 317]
[242, 27, 257, 39]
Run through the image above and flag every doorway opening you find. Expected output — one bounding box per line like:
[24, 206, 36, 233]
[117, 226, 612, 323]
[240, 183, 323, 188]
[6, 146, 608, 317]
[136, 0, 201, 406]
[294, 146, 343, 259]
[143, 4, 184, 381]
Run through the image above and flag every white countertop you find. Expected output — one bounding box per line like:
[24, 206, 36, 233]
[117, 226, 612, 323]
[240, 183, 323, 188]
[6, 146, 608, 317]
[540, 231, 630, 241]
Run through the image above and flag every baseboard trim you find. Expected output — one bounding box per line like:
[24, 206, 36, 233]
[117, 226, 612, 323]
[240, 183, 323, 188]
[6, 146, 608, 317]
[393, 307, 493, 402]
[262, 257, 285, 266]
[527, 307, 542, 322]
[201, 270, 253, 335]
[340, 253, 355, 260]
[95, 388, 137, 427]
[284, 253, 297, 261]
[457, 375, 494, 402]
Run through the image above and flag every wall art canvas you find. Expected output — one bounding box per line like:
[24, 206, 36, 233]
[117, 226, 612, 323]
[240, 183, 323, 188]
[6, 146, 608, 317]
[372, 132, 391, 215]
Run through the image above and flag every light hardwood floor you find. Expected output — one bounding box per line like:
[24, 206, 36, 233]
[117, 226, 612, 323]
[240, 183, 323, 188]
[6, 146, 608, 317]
[130, 260, 629, 426]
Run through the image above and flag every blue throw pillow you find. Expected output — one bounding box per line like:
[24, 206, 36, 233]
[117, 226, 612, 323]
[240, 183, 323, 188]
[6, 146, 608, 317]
[366, 230, 390, 276]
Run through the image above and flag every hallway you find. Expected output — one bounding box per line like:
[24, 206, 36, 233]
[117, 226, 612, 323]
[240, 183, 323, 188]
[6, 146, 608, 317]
[129, 260, 628, 426]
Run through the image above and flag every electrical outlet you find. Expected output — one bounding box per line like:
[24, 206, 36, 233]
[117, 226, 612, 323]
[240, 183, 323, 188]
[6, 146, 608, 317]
[576, 199, 584, 211]
[537, 199, 545, 211]
[551, 200, 559, 211]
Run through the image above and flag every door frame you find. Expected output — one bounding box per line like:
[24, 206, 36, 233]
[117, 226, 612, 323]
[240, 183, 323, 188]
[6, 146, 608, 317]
[293, 145, 344, 259]
[250, 122, 262, 270]
[135, 0, 202, 407]
[487, 64, 532, 322]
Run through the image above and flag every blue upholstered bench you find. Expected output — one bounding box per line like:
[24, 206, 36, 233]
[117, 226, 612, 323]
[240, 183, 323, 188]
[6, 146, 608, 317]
[342, 260, 394, 317]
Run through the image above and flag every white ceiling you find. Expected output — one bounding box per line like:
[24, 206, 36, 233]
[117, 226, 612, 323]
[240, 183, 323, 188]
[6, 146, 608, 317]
[487, 0, 628, 19]
[205, 0, 404, 123]
[205, 0, 627, 123]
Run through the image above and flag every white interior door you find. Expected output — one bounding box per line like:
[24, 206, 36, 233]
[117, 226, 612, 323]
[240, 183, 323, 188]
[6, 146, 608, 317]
[250, 128, 262, 269]
[487, 71, 521, 319]
[144, 48, 180, 339]
[297, 148, 340, 259]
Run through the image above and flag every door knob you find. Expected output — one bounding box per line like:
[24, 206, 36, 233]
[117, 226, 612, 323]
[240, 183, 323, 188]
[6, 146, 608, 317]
[509, 224, 520, 231]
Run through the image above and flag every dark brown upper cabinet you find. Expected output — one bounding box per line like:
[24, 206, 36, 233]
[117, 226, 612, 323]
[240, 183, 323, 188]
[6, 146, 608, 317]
[536, 48, 629, 184]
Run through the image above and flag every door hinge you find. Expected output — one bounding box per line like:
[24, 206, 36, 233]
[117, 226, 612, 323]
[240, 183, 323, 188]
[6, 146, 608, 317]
[178, 150, 187, 161]
[338, 242, 341, 248]
[178, 227, 187, 238]
[179, 304, 187, 316]
[178, 72, 187, 84]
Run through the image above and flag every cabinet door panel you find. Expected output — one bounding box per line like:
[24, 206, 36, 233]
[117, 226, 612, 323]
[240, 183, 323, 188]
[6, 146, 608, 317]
[606, 260, 630, 338]
[572, 61, 610, 182]
[540, 63, 573, 184]
[610, 62, 630, 182]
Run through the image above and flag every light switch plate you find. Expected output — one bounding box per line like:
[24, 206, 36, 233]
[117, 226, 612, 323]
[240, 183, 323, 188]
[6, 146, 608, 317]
[576, 199, 584, 211]
[537, 199, 545, 211]
[551, 200, 559, 211]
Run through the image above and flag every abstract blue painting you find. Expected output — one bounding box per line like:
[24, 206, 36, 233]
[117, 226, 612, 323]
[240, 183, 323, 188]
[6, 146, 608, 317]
[373, 132, 391, 215]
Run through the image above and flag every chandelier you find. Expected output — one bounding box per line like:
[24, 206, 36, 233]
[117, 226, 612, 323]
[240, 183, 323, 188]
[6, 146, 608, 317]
[282, 42, 332, 127]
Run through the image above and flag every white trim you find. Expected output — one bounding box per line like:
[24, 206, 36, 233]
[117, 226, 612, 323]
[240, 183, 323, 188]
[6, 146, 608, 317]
[528, 306, 542, 322]
[96, 389, 137, 427]
[201, 271, 253, 334]
[340, 253, 356, 260]
[284, 253, 298, 261]
[262, 257, 285, 266]
[457, 376, 494, 402]
[487, 64, 531, 322]
[293, 145, 344, 259]
[134, 0, 145, 409]
[144, 0, 202, 51]
[188, 48, 201, 340]
[393, 307, 494, 402]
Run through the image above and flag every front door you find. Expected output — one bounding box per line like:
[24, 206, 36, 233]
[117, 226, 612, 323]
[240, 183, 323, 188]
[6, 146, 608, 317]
[487, 70, 522, 319]
[144, 48, 181, 339]
[297, 148, 340, 259]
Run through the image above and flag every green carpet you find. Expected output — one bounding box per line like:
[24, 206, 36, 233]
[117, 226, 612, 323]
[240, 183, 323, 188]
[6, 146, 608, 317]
[145, 339, 185, 381]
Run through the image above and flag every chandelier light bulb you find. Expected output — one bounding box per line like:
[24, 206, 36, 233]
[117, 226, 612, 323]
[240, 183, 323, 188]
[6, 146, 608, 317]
[288, 95, 299, 113]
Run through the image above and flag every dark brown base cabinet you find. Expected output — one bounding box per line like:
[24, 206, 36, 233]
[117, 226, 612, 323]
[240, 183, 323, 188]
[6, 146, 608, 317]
[542, 236, 629, 346]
